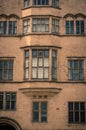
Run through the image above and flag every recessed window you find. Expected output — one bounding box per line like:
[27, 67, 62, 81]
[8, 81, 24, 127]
[0, 60, 13, 81]
[24, 0, 30, 7]
[76, 20, 84, 34]
[23, 19, 30, 34]
[66, 21, 74, 34]
[0, 21, 7, 35]
[52, 50, 57, 79]
[68, 102, 86, 123]
[32, 18, 49, 32]
[8, 21, 17, 35]
[68, 60, 84, 80]
[33, 0, 49, 5]
[24, 50, 29, 79]
[24, 48, 57, 81]
[52, 19, 59, 33]
[52, 0, 59, 7]
[33, 102, 47, 123]
[0, 92, 16, 110]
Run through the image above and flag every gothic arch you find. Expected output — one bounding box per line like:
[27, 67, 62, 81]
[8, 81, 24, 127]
[0, 117, 22, 130]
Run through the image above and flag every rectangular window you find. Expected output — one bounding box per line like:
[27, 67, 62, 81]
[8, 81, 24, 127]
[66, 21, 74, 34]
[8, 21, 17, 35]
[52, 50, 57, 80]
[24, 50, 29, 79]
[52, 0, 59, 7]
[68, 60, 84, 80]
[68, 102, 86, 123]
[0, 60, 13, 81]
[24, 0, 30, 7]
[23, 19, 30, 34]
[33, 102, 47, 122]
[33, 0, 49, 5]
[0, 21, 7, 35]
[32, 18, 49, 32]
[52, 19, 59, 33]
[32, 49, 49, 79]
[0, 92, 3, 110]
[76, 20, 84, 34]
[0, 92, 16, 110]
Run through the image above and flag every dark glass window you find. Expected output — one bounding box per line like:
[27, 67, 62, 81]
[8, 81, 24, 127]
[9, 21, 17, 35]
[68, 60, 84, 80]
[52, 50, 57, 80]
[0, 92, 3, 110]
[76, 21, 84, 34]
[52, 0, 59, 7]
[33, 102, 47, 122]
[0, 92, 16, 110]
[6, 92, 16, 110]
[66, 21, 74, 34]
[0, 21, 7, 35]
[0, 60, 13, 81]
[33, 0, 49, 5]
[68, 102, 86, 123]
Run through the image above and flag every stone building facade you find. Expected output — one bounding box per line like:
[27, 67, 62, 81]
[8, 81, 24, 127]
[0, 0, 86, 130]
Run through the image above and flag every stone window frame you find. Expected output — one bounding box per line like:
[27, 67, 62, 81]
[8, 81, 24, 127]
[23, 18, 30, 34]
[68, 59, 84, 81]
[23, 16, 60, 34]
[0, 59, 14, 81]
[32, 101, 48, 123]
[23, 0, 60, 8]
[0, 14, 19, 35]
[0, 92, 17, 111]
[33, 0, 49, 6]
[64, 14, 85, 35]
[24, 47, 57, 81]
[68, 102, 86, 124]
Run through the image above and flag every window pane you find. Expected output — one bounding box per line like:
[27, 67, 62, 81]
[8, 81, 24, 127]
[44, 50, 49, 57]
[75, 102, 79, 110]
[11, 93, 16, 100]
[41, 112, 47, 122]
[44, 58, 48, 67]
[79, 70, 84, 80]
[6, 101, 10, 109]
[38, 68, 43, 78]
[73, 70, 79, 80]
[32, 50, 37, 57]
[69, 102, 73, 110]
[41, 102, 47, 110]
[33, 112, 39, 122]
[0, 101, 3, 110]
[74, 60, 78, 69]
[9, 70, 13, 80]
[25, 51, 29, 58]
[32, 58, 37, 67]
[38, 58, 43, 66]
[11, 101, 16, 110]
[44, 68, 48, 78]
[69, 112, 73, 123]
[25, 59, 29, 67]
[75, 112, 79, 122]
[32, 68, 37, 78]
[25, 68, 29, 79]
[81, 112, 85, 123]
[33, 102, 39, 110]
[80, 102, 85, 110]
